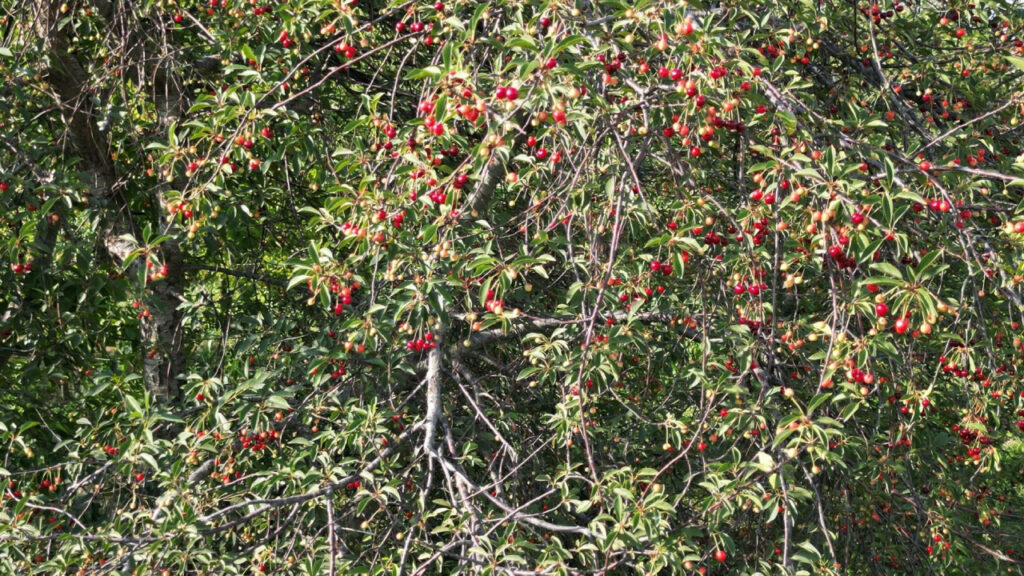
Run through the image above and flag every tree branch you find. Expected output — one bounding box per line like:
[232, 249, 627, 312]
[185, 263, 287, 287]
[422, 326, 444, 456]
[465, 310, 703, 350]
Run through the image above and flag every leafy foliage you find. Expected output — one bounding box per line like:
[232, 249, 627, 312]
[2, 0, 1024, 574]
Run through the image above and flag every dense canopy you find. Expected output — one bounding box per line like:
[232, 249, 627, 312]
[2, 0, 1024, 574]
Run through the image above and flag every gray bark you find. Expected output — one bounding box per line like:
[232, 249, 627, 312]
[42, 1, 185, 400]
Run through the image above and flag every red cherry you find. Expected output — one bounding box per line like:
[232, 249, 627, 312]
[894, 317, 909, 335]
[715, 550, 727, 562]
[875, 302, 889, 316]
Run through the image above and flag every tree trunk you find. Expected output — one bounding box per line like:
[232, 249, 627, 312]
[41, 1, 185, 401]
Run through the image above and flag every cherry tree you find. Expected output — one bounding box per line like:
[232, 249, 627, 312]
[2, 0, 1024, 574]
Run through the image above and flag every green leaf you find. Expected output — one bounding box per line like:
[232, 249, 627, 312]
[405, 66, 443, 80]
[1006, 55, 1024, 72]
[869, 262, 904, 281]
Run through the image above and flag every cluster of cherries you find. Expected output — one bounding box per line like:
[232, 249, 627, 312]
[406, 332, 436, 352]
[649, 260, 674, 276]
[847, 367, 875, 385]
[377, 209, 405, 228]
[145, 262, 170, 284]
[699, 229, 729, 247]
[326, 279, 356, 315]
[733, 281, 768, 296]
[329, 361, 347, 380]
[239, 429, 277, 452]
[422, 115, 445, 137]
[758, 42, 786, 59]
[825, 245, 858, 270]
[333, 41, 357, 59]
[450, 173, 469, 190]
[993, 363, 1016, 376]
[657, 66, 688, 82]
[953, 424, 994, 460]
[708, 65, 730, 80]
[395, 21, 430, 34]
[736, 315, 765, 333]
[438, 144, 461, 158]
[9, 260, 32, 274]
[483, 290, 504, 314]
[596, 52, 626, 75]
[750, 217, 772, 245]
[582, 333, 611, 349]
[339, 221, 369, 240]
[861, 3, 900, 22]
[710, 113, 747, 133]
[910, 198, 953, 213]
[5, 481, 23, 500]
[938, 356, 973, 379]
[427, 188, 447, 205]
[493, 85, 520, 101]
